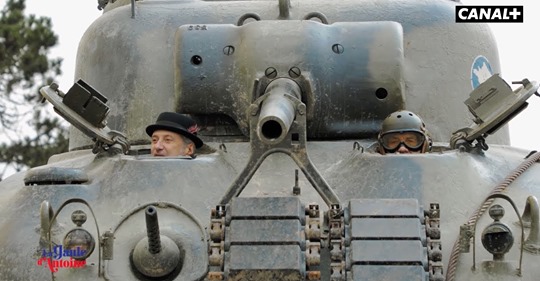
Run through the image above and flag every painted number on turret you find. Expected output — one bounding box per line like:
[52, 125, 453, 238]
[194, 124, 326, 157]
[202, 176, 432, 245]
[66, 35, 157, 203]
[188, 25, 207, 31]
[471, 55, 493, 89]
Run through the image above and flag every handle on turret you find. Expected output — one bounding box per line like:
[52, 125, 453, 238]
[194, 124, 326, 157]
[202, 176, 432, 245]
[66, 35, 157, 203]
[257, 78, 302, 144]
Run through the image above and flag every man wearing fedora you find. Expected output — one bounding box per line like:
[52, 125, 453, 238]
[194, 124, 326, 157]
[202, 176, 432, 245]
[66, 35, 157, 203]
[145, 112, 204, 157]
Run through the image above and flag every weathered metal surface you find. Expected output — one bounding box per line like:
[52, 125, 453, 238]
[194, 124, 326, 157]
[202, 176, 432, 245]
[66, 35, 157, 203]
[222, 197, 306, 280]
[24, 166, 88, 185]
[2, 141, 540, 280]
[346, 199, 429, 280]
[1, 0, 539, 280]
[68, 0, 506, 150]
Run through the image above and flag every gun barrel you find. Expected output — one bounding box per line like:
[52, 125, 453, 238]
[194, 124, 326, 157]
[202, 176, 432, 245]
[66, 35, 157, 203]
[258, 79, 302, 144]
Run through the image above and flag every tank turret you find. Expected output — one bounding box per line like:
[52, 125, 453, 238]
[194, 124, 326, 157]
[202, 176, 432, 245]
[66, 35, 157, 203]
[69, 0, 505, 151]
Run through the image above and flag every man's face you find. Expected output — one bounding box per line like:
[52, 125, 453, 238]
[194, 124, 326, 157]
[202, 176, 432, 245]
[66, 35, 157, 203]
[380, 131, 425, 154]
[151, 130, 194, 156]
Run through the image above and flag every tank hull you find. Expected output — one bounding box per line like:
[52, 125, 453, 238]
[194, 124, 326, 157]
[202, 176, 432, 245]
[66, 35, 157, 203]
[1, 142, 540, 280]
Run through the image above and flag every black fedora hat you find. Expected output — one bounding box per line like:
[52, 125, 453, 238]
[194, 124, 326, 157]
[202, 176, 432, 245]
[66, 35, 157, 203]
[146, 112, 203, 148]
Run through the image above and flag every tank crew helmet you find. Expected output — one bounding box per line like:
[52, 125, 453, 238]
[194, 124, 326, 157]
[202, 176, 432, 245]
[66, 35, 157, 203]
[146, 112, 203, 148]
[377, 110, 431, 154]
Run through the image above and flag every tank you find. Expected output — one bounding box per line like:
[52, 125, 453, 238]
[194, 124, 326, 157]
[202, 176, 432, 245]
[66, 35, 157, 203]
[1, 0, 540, 280]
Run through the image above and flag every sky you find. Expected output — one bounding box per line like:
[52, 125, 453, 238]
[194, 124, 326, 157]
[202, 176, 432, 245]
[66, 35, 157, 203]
[1, 0, 539, 178]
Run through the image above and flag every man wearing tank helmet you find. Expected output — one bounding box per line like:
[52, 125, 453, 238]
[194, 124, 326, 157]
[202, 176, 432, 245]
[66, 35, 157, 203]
[146, 112, 204, 157]
[377, 110, 431, 155]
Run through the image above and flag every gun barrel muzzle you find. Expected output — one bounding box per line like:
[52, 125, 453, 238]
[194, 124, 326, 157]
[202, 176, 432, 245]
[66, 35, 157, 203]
[258, 79, 302, 144]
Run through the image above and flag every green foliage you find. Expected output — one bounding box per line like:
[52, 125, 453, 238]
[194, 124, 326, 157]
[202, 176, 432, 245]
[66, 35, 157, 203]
[0, 112, 69, 173]
[0, 0, 68, 178]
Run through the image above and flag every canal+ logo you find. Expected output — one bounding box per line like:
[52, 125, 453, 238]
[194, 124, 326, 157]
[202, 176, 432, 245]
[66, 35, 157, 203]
[456, 6, 523, 23]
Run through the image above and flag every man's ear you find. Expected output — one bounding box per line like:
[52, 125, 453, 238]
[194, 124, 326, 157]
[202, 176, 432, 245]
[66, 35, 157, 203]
[186, 143, 195, 156]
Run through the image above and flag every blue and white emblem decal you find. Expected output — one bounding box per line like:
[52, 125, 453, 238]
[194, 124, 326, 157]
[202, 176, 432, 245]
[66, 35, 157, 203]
[471, 55, 493, 89]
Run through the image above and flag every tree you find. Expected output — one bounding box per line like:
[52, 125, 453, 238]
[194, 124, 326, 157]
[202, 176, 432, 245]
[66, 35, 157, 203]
[0, 0, 68, 180]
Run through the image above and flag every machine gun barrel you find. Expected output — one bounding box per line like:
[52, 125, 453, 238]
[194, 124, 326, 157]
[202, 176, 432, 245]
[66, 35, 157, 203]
[257, 78, 302, 144]
[145, 205, 161, 254]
